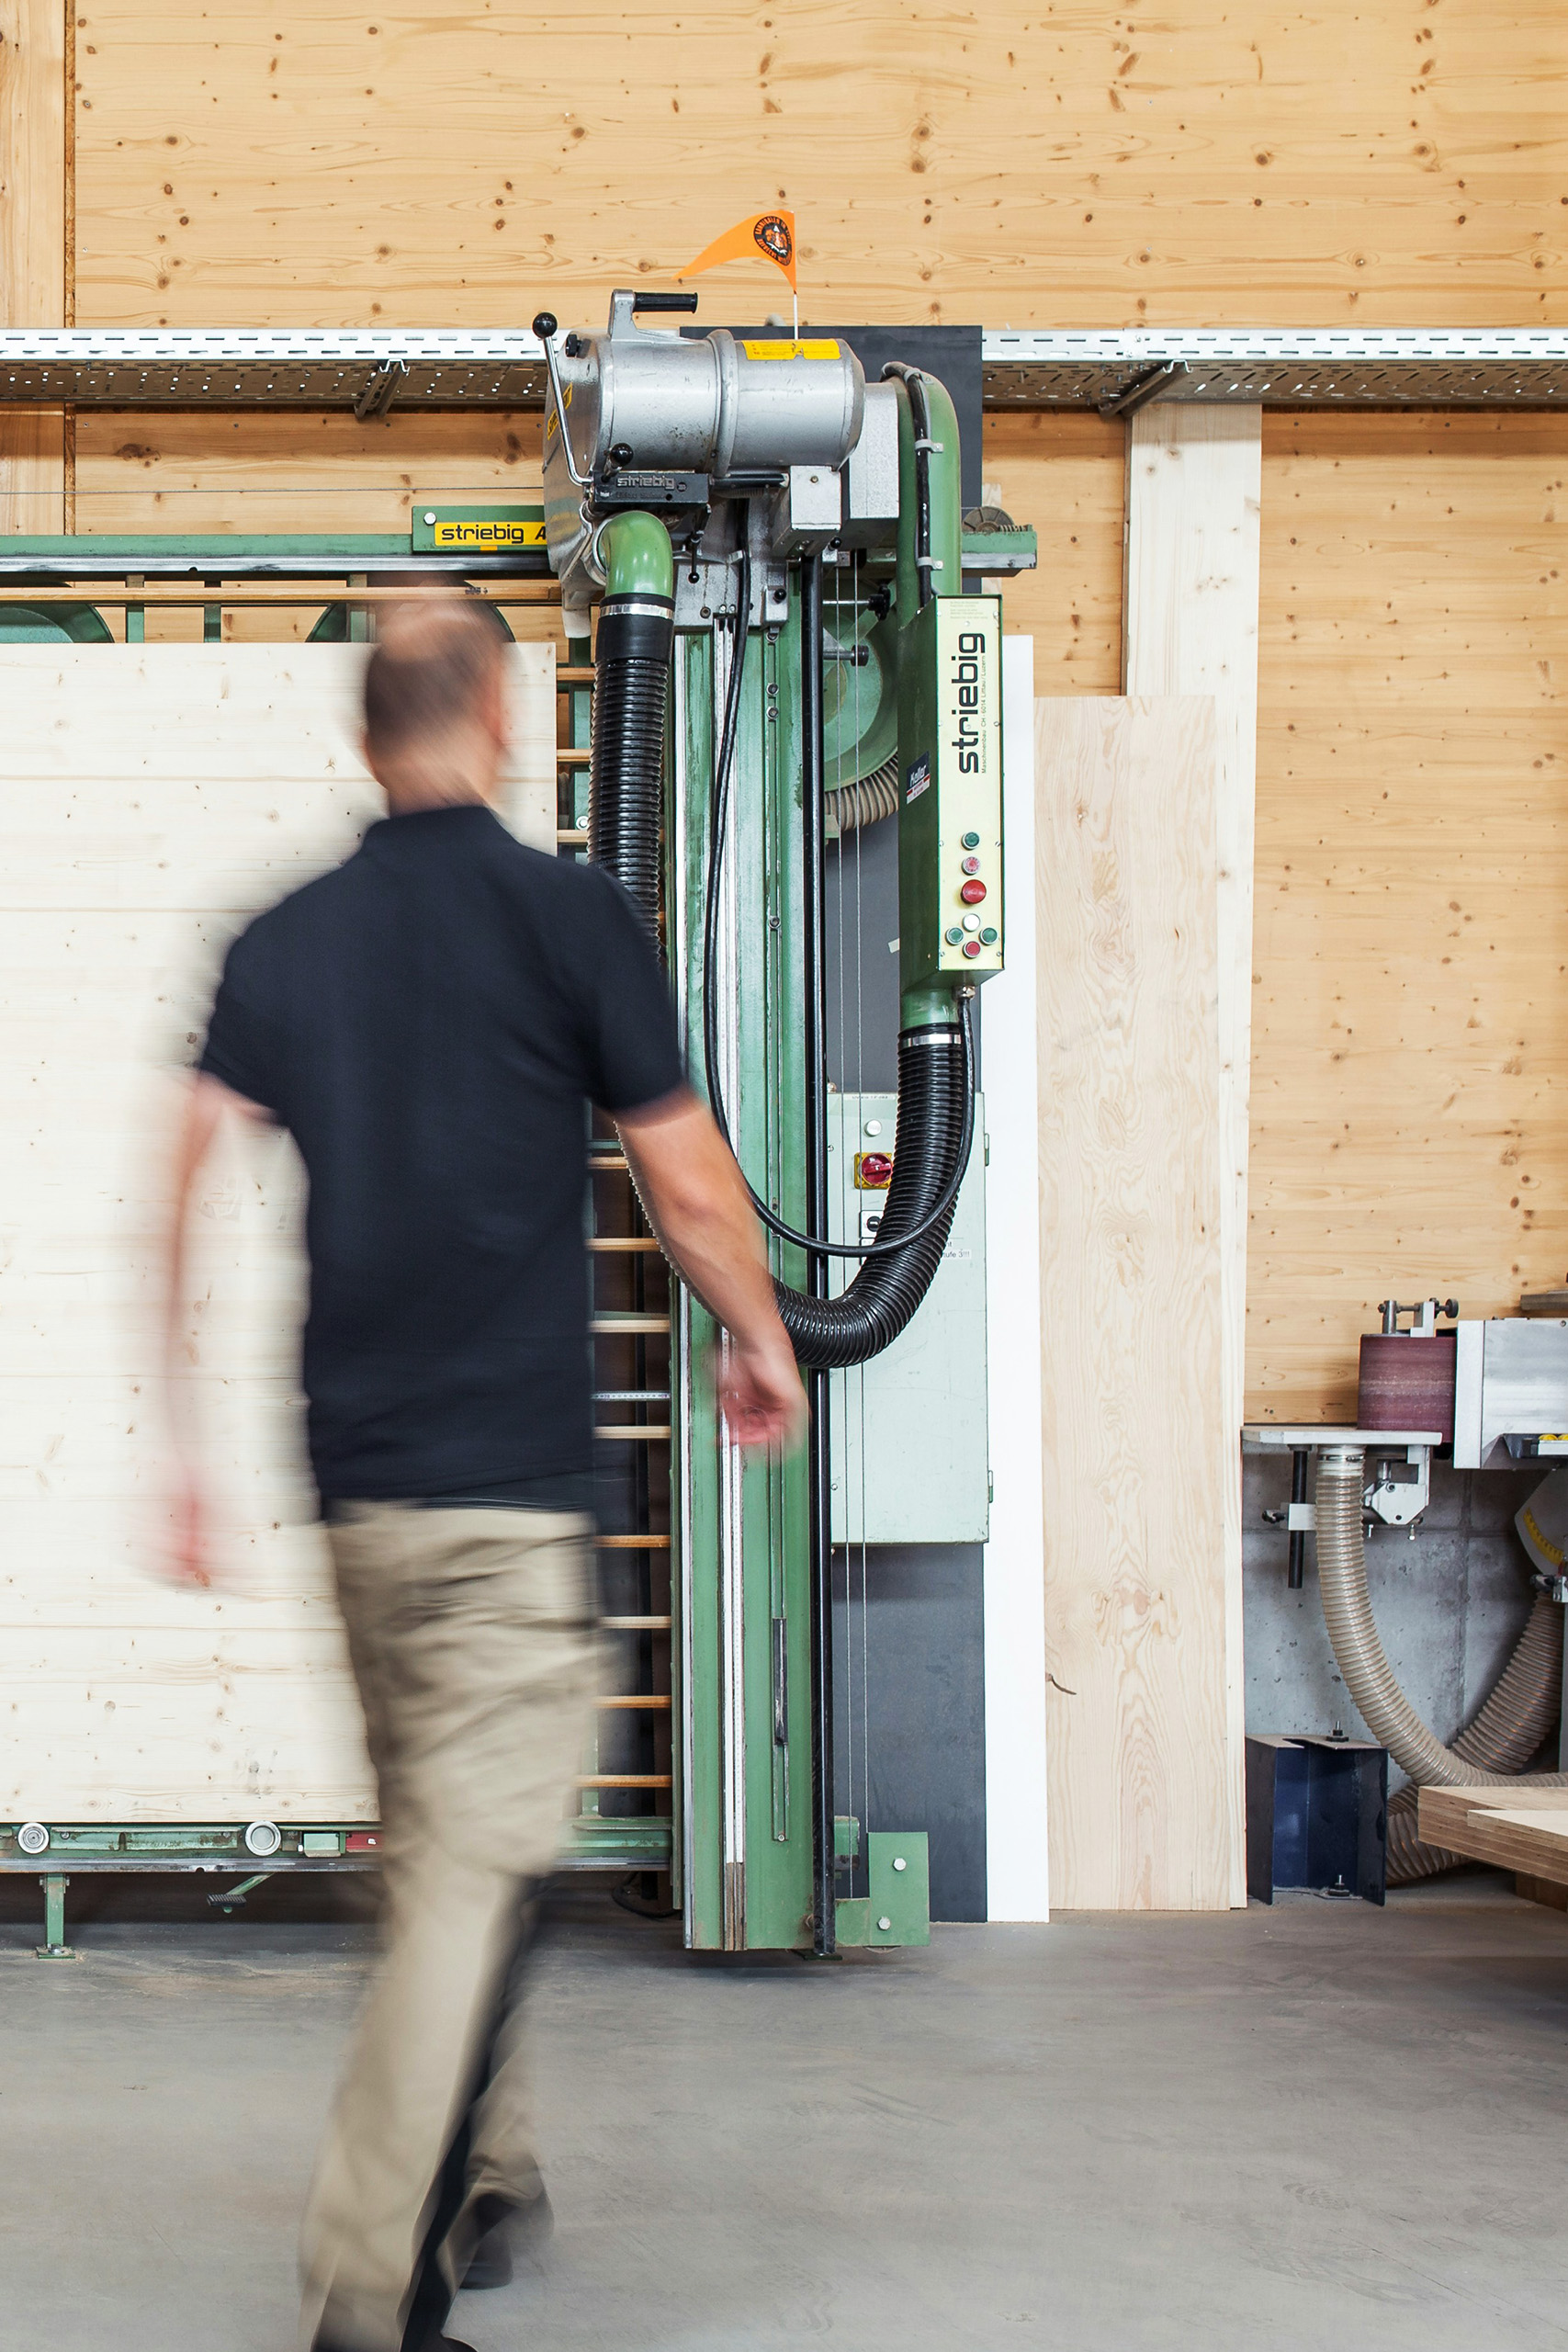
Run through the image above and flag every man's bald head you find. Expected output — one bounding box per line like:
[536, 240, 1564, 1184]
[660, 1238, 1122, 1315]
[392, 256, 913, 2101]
[362, 601, 511, 812]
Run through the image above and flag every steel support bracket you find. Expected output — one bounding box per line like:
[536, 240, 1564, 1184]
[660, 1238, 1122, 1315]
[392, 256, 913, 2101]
[353, 357, 408, 422]
[1099, 358, 1188, 418]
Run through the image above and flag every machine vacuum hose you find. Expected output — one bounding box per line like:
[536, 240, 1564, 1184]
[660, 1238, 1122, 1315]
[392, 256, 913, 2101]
[780, 1018, 970, 1369]
[1314, 1447, 1566, 1880]
[589, 588, 674, 949]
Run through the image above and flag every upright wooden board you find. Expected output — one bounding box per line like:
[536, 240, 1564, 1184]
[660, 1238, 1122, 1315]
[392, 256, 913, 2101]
[0, 641, 554, 1820]
[1122, 405, 1261, 1906]
[0, 0, 66, 527]
[1035, 695, 1237, 1910]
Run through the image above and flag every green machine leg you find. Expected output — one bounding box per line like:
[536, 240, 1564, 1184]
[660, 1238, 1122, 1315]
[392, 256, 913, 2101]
[836, 1832, 931, 1949]
[38, 1872, 76, 1961]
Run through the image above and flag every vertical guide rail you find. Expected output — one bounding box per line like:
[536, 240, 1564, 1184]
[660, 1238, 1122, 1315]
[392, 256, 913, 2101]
[799, 554, 837, 1958]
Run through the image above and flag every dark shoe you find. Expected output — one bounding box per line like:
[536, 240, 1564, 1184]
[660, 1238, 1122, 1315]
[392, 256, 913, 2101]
[461, 2185, 554, 2290]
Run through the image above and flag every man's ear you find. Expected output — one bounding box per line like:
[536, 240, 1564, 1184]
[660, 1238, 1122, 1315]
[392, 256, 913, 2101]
[483, 658, 512, 754]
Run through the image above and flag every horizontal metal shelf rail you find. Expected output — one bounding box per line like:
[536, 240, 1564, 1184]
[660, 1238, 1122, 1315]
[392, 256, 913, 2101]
[0, 329, 1563, 412]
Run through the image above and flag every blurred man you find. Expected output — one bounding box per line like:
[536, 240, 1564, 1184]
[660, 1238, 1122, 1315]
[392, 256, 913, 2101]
[164, 601, 804, 2352]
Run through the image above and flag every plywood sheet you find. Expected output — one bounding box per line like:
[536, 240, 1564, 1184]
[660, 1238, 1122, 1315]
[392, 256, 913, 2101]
[1036, 695, 1238, 1910]
[69, 2, 1568, 329]
[0, 641, 554, 1819]
[1249, 413, 1568, 1420]
[1416, 1785, 1568, 1884]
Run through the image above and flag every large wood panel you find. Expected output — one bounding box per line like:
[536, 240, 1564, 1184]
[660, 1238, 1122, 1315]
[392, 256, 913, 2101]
[1036, 695, 1238, 1911]
[70, 1, 1568, 331]
[0, 642, 554, 1819]
[1249, 413, 1568, 1420]
[0, 0, 66, 526]
[1123, 405, 1260, 1904]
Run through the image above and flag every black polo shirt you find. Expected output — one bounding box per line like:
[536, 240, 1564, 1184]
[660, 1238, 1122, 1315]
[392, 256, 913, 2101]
[198, 803, 684, 1502]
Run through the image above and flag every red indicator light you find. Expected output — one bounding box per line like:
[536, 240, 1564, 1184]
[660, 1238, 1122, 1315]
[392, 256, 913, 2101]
[961, 854, 981, 876]
[962, 938, 983, 959]
[960, 878, 987, 905]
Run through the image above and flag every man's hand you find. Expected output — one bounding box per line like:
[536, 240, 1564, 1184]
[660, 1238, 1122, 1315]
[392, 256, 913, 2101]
[165, 1458, 214, 1589]
[617, 1089, 807, 1453]
[719, 1331, 809, 1453]
[160, 1071, 271, 1590]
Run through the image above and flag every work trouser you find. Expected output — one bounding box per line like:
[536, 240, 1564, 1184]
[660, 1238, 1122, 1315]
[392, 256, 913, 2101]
[299, 1503, 597, 2352]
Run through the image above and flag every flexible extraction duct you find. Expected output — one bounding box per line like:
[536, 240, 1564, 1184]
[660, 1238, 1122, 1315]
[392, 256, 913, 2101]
[698, 504, 976, 1370]
[587, 512, 675, 950]
[1314, 1447, 1566, 1881]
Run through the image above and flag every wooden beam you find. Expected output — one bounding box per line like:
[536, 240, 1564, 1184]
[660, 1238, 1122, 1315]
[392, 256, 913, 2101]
[1035, 695, 1235, 1910]
[1122, 403, 1261, 1908]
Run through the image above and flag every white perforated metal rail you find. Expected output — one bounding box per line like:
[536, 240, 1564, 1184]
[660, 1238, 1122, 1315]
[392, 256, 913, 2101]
[0, 329, 1562, 410]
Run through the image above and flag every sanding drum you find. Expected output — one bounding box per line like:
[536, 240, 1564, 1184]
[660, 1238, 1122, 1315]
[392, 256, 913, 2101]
[1358, 1331, 1457, 1442]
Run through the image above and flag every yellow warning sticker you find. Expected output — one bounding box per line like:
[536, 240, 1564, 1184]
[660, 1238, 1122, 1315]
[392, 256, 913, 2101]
[740, 339, 841, 362]
[431, 519, 547, 549]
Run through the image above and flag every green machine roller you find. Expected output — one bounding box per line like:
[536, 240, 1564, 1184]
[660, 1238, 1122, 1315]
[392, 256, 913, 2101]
[536, 289, 1019, 1954]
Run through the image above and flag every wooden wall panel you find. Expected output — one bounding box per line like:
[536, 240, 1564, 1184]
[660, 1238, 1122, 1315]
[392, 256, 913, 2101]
[1037, 695, 1236, 1910]
[72, 1, 1568, 332]
[0, 642, 554, 1818]
[1249, 413, 1568, 1421]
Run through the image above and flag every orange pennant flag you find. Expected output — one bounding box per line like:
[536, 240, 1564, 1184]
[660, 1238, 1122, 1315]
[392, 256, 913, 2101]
[681, 209, 797, 293]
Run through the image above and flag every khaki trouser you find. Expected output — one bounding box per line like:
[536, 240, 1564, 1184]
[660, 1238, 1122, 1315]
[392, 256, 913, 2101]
[299, 1503, 597, 2352]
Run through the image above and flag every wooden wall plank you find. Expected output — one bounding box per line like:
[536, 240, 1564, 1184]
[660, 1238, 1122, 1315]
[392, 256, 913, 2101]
[1249, 413, 1568, 1420]
[1122, 405, 1260, 1904]
[0, 643, 554, 1819]
[67, 3, 1568, 330]
[1036, 695, 1236, 1910]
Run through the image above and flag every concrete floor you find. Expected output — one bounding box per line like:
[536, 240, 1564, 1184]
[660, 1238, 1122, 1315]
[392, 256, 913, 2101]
[2, 1877, 1566, 2351]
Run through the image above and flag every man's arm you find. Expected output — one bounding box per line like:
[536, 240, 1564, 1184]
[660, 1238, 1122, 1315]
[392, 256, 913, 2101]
[163, 1070, 272, 1584]
[616, 1089, 807, 1452]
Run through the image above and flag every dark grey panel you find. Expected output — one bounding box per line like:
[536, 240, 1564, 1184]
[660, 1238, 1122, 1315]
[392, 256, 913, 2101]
[832, 1543, 987, 1922]
[823, 815, 901, 1094]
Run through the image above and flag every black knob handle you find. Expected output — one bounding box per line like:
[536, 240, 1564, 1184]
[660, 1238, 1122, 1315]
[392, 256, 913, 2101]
[607, 444, 634, 470]
[532, 311, 558, 341]
[632, 290, 699, 313]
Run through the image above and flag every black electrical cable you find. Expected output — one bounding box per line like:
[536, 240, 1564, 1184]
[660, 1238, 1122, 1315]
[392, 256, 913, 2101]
[700, 514, 977, 1264]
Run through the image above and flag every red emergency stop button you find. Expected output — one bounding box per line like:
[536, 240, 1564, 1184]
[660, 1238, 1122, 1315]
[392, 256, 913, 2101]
[960, 878, 987, 905]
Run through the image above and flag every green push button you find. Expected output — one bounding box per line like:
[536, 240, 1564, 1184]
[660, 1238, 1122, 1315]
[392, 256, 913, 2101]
[944, 925, 964, 945]
[961, 830, 980, 850]
[980, 926, 998, 944]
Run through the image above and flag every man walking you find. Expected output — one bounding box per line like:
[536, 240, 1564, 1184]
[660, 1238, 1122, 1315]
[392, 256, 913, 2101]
[164, 602, 804, 2352]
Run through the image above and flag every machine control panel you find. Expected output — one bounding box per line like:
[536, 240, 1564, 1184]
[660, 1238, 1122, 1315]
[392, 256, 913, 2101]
[897, 594, 1004, 990]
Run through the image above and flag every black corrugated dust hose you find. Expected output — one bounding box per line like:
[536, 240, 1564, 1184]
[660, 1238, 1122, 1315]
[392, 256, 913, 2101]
[779, 1015, 973, 1369]
[586, 508, 975, 1372]
[589, 585, 675, 950]
[695, 519, 977, 1368]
